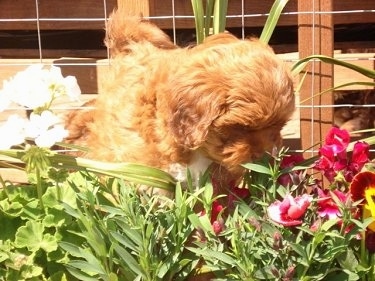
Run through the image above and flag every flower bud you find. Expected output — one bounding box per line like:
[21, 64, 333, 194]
[272, 231, 283, 250]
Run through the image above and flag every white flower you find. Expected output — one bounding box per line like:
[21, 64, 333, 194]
[1, 64, 81, 110]
[62, 75, 81, 101]
[0, 114, 27, 149]
[34, 124, 68, 148]
[46, 66, 81, 101]
[3, 65, 53, 109]
[25, 110, 68, 148]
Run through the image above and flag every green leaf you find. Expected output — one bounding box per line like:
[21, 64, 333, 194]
[0, 150, 177, 191]
[204, 0, 215, 37]
[110, 231, 138, 253]
[292, 55, 375, 78]
[320, 218, 341, 232]
[188, 213, 213, 234]
[336, 248, 360, 272]
[59, 241, 84, 258]
[65, 265, 99, 281]
[260, 0, 289, 43]
[188, 247, 236, 265]
[242, 163, 272, 175]
[213, 0, 228, 34]
[289, 243, 309, 265]
[14, 221, 58, 252]
[112, 243, 142, 277]
[191, 0, 205, 44]
[68, 260, 106, 275]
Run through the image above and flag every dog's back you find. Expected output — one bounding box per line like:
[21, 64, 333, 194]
[65, 10, 176, 147]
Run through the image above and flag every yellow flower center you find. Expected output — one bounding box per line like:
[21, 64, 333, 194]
[364, 188, 375, 232]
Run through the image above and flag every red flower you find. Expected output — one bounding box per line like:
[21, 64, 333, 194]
[211, 200, 223, 223]
[212, 219, 225, 235]
[349, 142, 370, 175]
[267, 194, 312, 226]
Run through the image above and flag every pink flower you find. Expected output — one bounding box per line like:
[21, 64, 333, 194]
[349, 142, 370, 175]
[324, 127, 350, 156]
[314, 127, 370, 183]
[267, 194, 313, 226]
[316, 188, 348, 220]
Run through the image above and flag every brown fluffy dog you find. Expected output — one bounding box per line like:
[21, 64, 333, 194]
[65, 11, 295, 187]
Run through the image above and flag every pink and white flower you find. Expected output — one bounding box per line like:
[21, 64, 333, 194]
[268, 194, 313, 226]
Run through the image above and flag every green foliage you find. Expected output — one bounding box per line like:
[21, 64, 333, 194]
[59, 176, 201, 281]
[191, 0, 228, 44]
[0, 174, 79, 280]
[191, 0, 289, 44]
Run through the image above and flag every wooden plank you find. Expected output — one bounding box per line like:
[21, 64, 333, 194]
[298, 0, 334, 155]
[148, 0, 375, 29]
[0, 0, 117, 30]
[117, 0, 150, 17]
[1, 0, 374, 30]
[0, 49, 108, 59]
[333, 53, 375, 90]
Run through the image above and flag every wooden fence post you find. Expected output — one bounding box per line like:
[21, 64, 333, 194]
[116, 0, 150, 16]
[298, 0, 334, 157]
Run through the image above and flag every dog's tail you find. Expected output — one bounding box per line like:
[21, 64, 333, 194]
[105, 9, 176, 56]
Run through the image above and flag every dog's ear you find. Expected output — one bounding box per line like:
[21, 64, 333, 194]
[167, 83, 226, 149]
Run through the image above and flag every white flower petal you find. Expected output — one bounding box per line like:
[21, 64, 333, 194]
[0, 115, 26, 149]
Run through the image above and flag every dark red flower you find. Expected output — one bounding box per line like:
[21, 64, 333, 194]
[349, 171, 375, 232]
[211, 200, 223, 223]
[278, 154, 305, 187]
[349, 171, 375, 203]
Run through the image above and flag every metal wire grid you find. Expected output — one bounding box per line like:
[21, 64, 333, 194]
[0, 0, 374, 153]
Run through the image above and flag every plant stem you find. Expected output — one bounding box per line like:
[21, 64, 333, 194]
[36, 167, 45, 210]
[361, 229, 368, 281]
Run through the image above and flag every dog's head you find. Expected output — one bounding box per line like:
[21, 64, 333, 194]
[166, 34, 295, 174]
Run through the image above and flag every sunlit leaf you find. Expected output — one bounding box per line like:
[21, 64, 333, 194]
[15, 221, 58, 252]
[260, 0, 289, 43]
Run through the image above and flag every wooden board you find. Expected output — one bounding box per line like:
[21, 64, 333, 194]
[146, 0, 375, 29]
[1, 0, 374, 30]
[0, 0, 117, 30]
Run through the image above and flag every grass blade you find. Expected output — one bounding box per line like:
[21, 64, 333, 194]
[292, 55, 375, 78]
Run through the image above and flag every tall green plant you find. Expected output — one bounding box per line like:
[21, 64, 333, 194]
[191, 0, 289, 44]
[191, 0, 228, 44]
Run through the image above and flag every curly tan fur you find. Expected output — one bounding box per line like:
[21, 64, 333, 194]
[65, 10, 295, 184]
